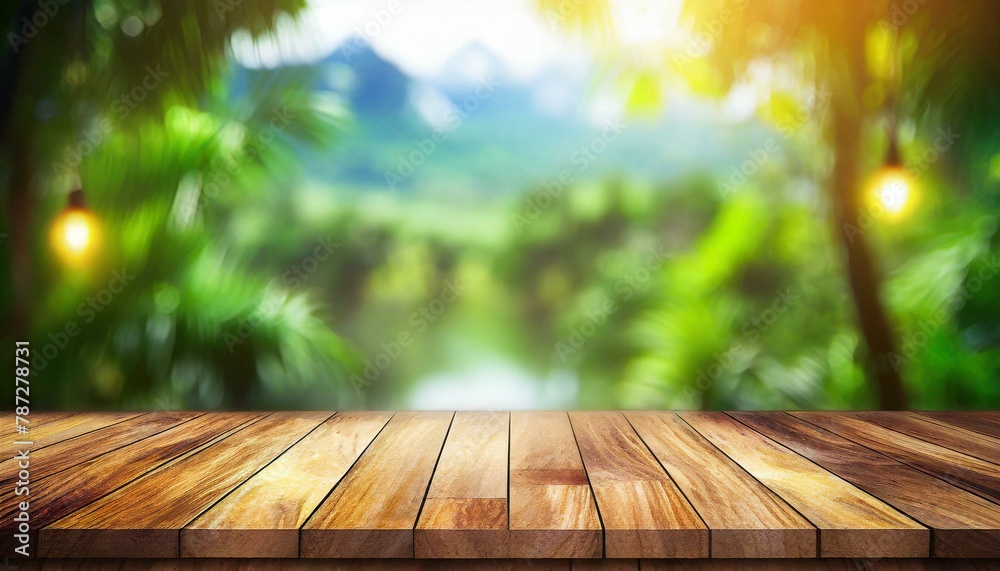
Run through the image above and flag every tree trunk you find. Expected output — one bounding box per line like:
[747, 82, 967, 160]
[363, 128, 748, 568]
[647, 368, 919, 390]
[1, 0, 36, 342]
[828, 36, 909, 410]
[6, 143, 34, 340]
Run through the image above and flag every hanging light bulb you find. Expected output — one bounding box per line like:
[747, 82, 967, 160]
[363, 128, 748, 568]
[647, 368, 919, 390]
[868, 131, 915, 219]
[50, 188, 101, 267]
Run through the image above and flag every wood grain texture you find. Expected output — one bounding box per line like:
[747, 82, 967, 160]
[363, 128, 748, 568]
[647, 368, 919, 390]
[917, 411, 1000, 439]
[41, 412, 329, 558]
[115, 560, 574, 570]
[16, 412, 142, 450]
[182, 411, 393, 558]
[569, 412, 707, 559]
[626, 412, 815, 558]
[6, 413, 261, 557]
[793, 412, 1000, 504]
[509, 412, 601, 559]
[21, 561, 1000, 571]
[0, 412, 201, 488]
[732, 411, 1000, 558]
[11, 411, 1000, 562]
[854, 412, 1000, 465]
[301, 412, 454, 558]
[2, 412, 77, 439]
[680, 412, 928, 558]
[415, 412, 509, 558]
[570, 561, 638, 570]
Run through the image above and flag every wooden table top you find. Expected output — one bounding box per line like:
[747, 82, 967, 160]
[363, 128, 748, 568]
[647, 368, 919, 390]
[3, 411, 999, 562]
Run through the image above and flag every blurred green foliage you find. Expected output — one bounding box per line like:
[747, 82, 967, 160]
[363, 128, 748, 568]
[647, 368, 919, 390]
[2, 0, 999, 410]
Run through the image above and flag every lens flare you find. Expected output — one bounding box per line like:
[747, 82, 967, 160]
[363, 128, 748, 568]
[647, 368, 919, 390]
[869, 167, 915, 218]
[51, 209, 101, 266]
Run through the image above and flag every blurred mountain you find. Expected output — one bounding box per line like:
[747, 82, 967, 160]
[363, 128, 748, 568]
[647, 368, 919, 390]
[236, 39, 775, 197]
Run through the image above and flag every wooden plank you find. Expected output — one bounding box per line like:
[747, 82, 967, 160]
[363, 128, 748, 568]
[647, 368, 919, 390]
[41, 412, 329, 558]
[38, 560, 1000, 571]
[13, 412, 142, 450]
[0, 412, 201, 488]
[639, 561, 860, 570]
[116, 560, 573, 570]
[508, 412, 601, 559]
[2, 412, 78, 439]
[3, 413, 261, 557]
[626, 412, 815, 558]
[680, 412, 928, 558]
[21, 560, 575, 571]
[854, 412, 1000, 466]
[569, 411, 707, 558]
[182, 411, 393, 558]
[301, 411, 454, 558]
[918, 411, 1000, 439]
[793, 412, 1000, 504]
[733, 411, 1000, 558]
[570, 561, 638, 571]
[415, 412, 509, 558]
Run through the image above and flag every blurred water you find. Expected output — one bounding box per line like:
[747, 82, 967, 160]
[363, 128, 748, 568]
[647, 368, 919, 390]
[408, 361, 579, 410]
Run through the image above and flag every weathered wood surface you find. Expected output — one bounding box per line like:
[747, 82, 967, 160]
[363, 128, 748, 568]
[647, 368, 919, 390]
[183, 412, 393, 558]
[793, 412, 1000, 505]
[4, 413, 262, 556]
[2, 411, 997, 561]
[732, 412, 1000, 557]
[41, 412, 327, 558]
[508, 412, 601, 559]
[919, 411, 1000, 438]
[300, 411, 454, 558]
[569, 412, 707, 558]
[680, 412, 928, 558]
[16, 558, 1000, 570]
[626, 412, 815, 558]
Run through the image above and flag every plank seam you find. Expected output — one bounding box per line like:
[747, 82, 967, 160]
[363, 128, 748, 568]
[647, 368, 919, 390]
[788, 412, 1000, 530]
[27, 413, 208, 488]
[566, 411, 605, 559]
[36, 412, 272, 540]
[176, 411, 337, 557]
[865, 413, 1000, 467]
[296, 411, 398, 557]
[790, 412, 1000, 508]
[411, 411, 456, 558]
[624, 412, 711, 557]
[683, 412, 821, 558]
[915, 412, 1000, 439]
[730, 412, 927, 532]
[506, 411, 511, 536]
[30, 412, 148, 453]
[763, 412, 946, 556]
